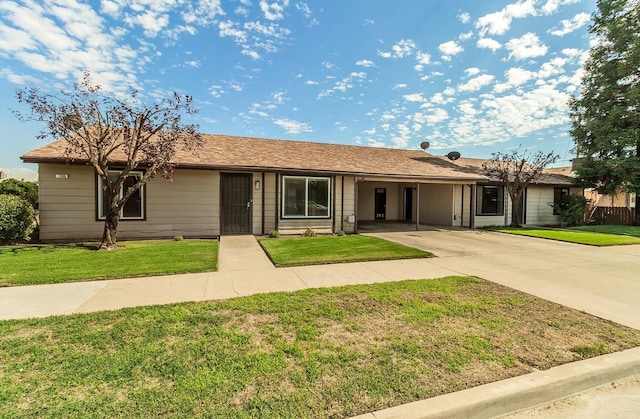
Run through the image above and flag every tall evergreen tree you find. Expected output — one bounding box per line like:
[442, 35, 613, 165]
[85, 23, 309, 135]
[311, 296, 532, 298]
[569, 0, 640, 224]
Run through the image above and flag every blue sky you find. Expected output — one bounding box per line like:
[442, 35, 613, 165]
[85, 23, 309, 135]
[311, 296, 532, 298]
[0, 0, 596, 180]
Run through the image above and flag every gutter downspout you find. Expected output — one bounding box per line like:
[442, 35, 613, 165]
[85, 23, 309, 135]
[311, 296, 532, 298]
[469, 184, 476, 229]
[416, 183, 420, 231]
[341, 176, 345, 233]
[354, 177, 362, 233]
[261, 172, 265, 235]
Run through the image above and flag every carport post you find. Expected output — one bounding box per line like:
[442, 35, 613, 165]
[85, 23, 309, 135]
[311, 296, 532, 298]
[416, 183, 420, 231]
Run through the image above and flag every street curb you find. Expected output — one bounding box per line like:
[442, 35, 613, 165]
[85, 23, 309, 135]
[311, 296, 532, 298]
[351, 346, 640, 419]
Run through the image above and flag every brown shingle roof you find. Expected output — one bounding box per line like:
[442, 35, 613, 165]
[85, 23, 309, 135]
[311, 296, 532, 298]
[22, 134, 487, 181]
[446, 156, 575, 186]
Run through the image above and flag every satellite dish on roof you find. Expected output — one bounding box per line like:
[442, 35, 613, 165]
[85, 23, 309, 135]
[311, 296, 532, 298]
[420, 141, 430, 150]
[446, 151, 461, 161]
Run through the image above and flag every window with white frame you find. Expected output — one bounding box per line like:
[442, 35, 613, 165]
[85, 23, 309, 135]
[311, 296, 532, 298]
[476, 185, 504, 216]
[282, 176, 330, 218]
[553, 187, 570, 215]
[97, 171, 145, 220]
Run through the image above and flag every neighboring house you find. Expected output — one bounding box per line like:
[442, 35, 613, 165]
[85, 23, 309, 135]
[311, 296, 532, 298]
[21, 134, 576, 241]
[584, 189, 636, 208]
[453, 160, 583, 228]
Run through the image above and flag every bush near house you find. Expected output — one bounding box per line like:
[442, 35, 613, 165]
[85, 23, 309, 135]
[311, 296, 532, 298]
[0, 194, 35, 243]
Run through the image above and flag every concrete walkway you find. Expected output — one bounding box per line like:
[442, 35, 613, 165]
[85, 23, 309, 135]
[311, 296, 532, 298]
[1, 232, 640, 418]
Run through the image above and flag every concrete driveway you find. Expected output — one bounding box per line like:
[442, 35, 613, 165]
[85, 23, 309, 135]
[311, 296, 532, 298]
[365, 229, 640, 330]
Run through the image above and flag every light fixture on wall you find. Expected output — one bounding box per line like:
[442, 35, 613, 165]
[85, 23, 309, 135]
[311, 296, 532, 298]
[254, 180, 261, 190]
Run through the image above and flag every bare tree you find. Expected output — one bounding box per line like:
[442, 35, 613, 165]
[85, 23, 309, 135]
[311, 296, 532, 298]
[482, 147, 559, 227]
[15, 72, 202, 249]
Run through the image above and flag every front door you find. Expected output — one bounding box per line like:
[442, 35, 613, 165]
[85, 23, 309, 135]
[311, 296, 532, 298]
[221, 173, 252, 234]
[375, 188, 386, 220]
[404, 187, 413, 221]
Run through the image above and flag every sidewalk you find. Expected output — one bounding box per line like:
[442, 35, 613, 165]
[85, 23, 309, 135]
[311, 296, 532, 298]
[0, 235, 459, 319]
[1, 234, 640, 418]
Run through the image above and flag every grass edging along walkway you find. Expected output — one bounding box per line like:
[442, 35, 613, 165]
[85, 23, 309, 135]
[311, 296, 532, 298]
[259, 234, 433, 267]
[2, 276, 639, 418]
[0, 239, 219, 286]
[495, 227, 640, 246]
[570, 225, 640, 238]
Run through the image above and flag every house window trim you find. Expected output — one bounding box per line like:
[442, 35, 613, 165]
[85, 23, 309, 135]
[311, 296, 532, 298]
[96, 170, 146, 221]
[553, 187, 570, 215]
[281, 175, 331, 219]
[476, 184, 505, 216]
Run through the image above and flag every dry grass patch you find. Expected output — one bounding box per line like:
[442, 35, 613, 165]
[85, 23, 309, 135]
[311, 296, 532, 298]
[1, 276, 639, 418]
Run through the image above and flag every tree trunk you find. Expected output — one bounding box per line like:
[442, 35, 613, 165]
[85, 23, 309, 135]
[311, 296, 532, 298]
[510, 192, 523, 227]
[635, 190, 640, 226]
[99, 191, 120, 250]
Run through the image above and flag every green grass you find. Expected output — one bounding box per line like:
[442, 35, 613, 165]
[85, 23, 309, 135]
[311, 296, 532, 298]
[496, 228, 640, 246]
[0, 240, 218, 286]
[259, 234, 432, 266]
[570, 225, 640, 237]
[2, 276, 639, 418]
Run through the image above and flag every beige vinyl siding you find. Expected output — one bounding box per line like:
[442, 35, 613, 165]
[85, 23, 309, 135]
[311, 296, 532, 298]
[341, 176, 356, 233]
[357, 182, 400, 221]
[263, 172, 277, 234]
[38, 164, 219, 241]
[38, 164, 103, 241]
[459, 185, 472, 228]
[524, 186, 559, 226]
[418, 184, 453, 226]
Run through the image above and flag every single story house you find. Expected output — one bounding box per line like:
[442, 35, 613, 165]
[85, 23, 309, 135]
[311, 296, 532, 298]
[21, 134, 579, 241]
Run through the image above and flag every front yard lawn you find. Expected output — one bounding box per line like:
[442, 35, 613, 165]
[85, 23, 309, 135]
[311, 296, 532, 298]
[0, 240, 218, 286]
[259, 234, 432, 266]
[1, 276, 639, 418]
[570, 225, 640, 237]
[496, 228, 640, 246]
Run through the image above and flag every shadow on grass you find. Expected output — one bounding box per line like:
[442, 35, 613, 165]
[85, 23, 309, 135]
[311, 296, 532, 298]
[0, 243, 99, 255]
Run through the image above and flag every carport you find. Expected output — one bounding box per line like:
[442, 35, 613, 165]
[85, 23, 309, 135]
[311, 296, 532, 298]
[354, 177, 478, 232]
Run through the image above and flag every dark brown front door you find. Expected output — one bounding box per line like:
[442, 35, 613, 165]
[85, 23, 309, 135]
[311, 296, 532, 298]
[221, 173, 252, 234]
[375, 188, 386, 220]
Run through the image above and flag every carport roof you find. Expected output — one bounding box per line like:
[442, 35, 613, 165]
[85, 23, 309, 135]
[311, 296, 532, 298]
[22, 133, 488, 182]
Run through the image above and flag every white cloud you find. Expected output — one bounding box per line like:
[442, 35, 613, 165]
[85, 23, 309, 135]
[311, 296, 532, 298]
[477, 37, 502, 52]
[459, 31, 473, 41]
[424, 108, 450, 124]
[464, 67, 481, 77]
[403, 93, 427, 103]
[506, 32, 548, 61]
[493, 67, 535, 93]
[458, 12, 471, 24]
[0, 167, 37, 181]
[356, 59, 375, 67]
[378, 39, 417, 59]
[260, 0, 290, 20]
[548, 12, 591, 36]
[458, 74, 495, 92]
[540, 0, 581, 15]
[475, 0, 537, 36]
[393, 84, 408, 90]
[273, 118, 312, 134]
[438, 40, 463, 61]
[317, 71, 368, 99]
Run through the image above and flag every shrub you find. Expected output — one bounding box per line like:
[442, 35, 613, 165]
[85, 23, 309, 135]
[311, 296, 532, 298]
[268, 230, 279, 238]
[0, 178, 38, 210]
[173, 235, 184, 241]
[550, 194, 589, 227]
[0, 194, 35, 242]
[302, 228, 317, 237]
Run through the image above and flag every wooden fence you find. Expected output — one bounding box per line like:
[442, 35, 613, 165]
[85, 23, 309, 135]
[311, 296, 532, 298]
[588, 206, 637, 225]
